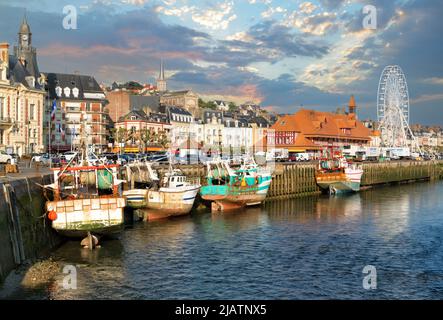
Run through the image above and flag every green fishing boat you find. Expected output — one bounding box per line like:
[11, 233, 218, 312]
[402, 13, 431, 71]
[200, 159, 272, 212]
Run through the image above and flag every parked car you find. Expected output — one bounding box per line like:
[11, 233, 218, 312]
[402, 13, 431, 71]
[0, 150, 13, 164]
[100, 153, 119, 164]
[41, 154, 63, 166]
[296, 153, 311, 162]
[120, 153, 136, 163]
[116, 155, 128, 165]
[148, 152, 169, 163]
[9, 153, 20, 163]
[135, 153, 149, 161]
[30, 153, 44, 163]
[63, 151, 77, 162]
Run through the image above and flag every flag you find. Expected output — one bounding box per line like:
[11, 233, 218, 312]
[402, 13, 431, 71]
[51, 99, 57, 121]
[59, 124, 65, 140]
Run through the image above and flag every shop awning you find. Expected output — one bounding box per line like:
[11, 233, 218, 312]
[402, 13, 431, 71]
[288, 148, 307, 152]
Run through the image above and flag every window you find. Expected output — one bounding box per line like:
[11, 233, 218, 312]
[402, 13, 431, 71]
[63, 87, 71, 97]
[0, 97, 3, 119]
[72, 87, 79, 98]
[29, 104, 35, 120]
[55, 86, 62, 97]
[131, 116, 137, 120]
[16, 98, 19, 121]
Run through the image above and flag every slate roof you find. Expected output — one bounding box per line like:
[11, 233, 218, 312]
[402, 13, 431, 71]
[162, 90, 195, 96]
[250, 116, 270, 128]
[44, 72, 104, 100]
[203, 109, 223, 123]
[149, 112, 169, 123]
[8, 55, 43, 90]
[224, 118, 249, 128]
[168, 106, 192, 116]
[118, 110, 149, 122]
[129, 95, 160, 112]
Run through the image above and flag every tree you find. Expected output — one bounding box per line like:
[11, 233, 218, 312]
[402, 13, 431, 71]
[109, 128, 117, 144]
[198, 98, 216, 110]
[157, 130, 170, 150]
[140, 128, 153, 148]
[198, 98, 205, 109]
[228, 102, 237, 112]
[117, 128, 128, 144]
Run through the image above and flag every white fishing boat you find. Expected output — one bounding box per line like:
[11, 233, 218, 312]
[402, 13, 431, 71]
[315, 147, 363, 194]
[123, 162, 201, 220]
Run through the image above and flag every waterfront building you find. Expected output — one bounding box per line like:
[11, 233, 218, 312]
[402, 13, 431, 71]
[202, 109, 224, 151]
[114, 110, 171, 152]
[160, 90, 199, 117]
[105, 90, 160, 123]
[44, 73, 108, 153]
[222, 116, 253, 154]
[166, 106, 194, 152]
[250, 116, 271, 153]
[267, 97, 372, 156]
[415, 130, 439, 153]
[0, 17, 45, 155]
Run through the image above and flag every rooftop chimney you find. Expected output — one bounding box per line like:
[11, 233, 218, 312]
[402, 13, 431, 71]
[0, 43, 9, 60]
[0, 43, 10, 82]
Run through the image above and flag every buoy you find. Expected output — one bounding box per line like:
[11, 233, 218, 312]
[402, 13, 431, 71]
[48, 210, 58, 221]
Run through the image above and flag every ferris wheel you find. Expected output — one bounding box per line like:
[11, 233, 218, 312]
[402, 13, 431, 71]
[377, 65, 421, 152]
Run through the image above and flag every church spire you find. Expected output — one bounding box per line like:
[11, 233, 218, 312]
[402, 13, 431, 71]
[159, 59, 165, 80]
[157, 59, 167, 92]
[18, 12, 32, 48]
[19, 12, 31, 35]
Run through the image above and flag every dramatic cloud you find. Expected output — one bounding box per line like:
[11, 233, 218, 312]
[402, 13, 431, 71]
[0, 0, 442, 124]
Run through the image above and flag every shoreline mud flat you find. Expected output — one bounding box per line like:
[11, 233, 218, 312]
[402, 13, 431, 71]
[0, 258, 60, 299]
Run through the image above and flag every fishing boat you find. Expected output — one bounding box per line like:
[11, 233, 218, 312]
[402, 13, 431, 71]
[123, 161, 160, 209]
[123, 162, 201, 220]
[43, 151, 126, 247]
[200, 158, 272, 212]
[315, 147, 363, 194]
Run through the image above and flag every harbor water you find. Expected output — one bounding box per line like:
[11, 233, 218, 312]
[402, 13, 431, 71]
[5, 180, 443, 299]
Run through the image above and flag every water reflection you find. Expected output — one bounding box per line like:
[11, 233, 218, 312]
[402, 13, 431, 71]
[264, 193, 363, 223]
[5, 181, 443, 299]
[364, 186, 411, 240]
[209, 206, 269, 232]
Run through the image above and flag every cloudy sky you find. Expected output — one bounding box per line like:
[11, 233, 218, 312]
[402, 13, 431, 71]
[0, 0, 442, 124]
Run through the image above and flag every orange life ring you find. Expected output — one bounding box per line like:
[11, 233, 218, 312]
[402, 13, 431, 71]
[48, 211, 58, 221]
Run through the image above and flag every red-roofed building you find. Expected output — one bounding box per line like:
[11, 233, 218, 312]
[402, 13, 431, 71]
[267, 97, 373, 156]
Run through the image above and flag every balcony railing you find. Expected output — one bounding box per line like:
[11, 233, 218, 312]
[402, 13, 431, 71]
[0, 117, 12, 123]
[0, 117, 13, 127]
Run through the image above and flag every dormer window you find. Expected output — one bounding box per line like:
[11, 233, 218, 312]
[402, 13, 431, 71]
[63, 87, 71, 97]
[72, 87, 79, 98]
[131, 116, 137, 120]
[25, 76, 35, 88]
[55, 86, 62, 97]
